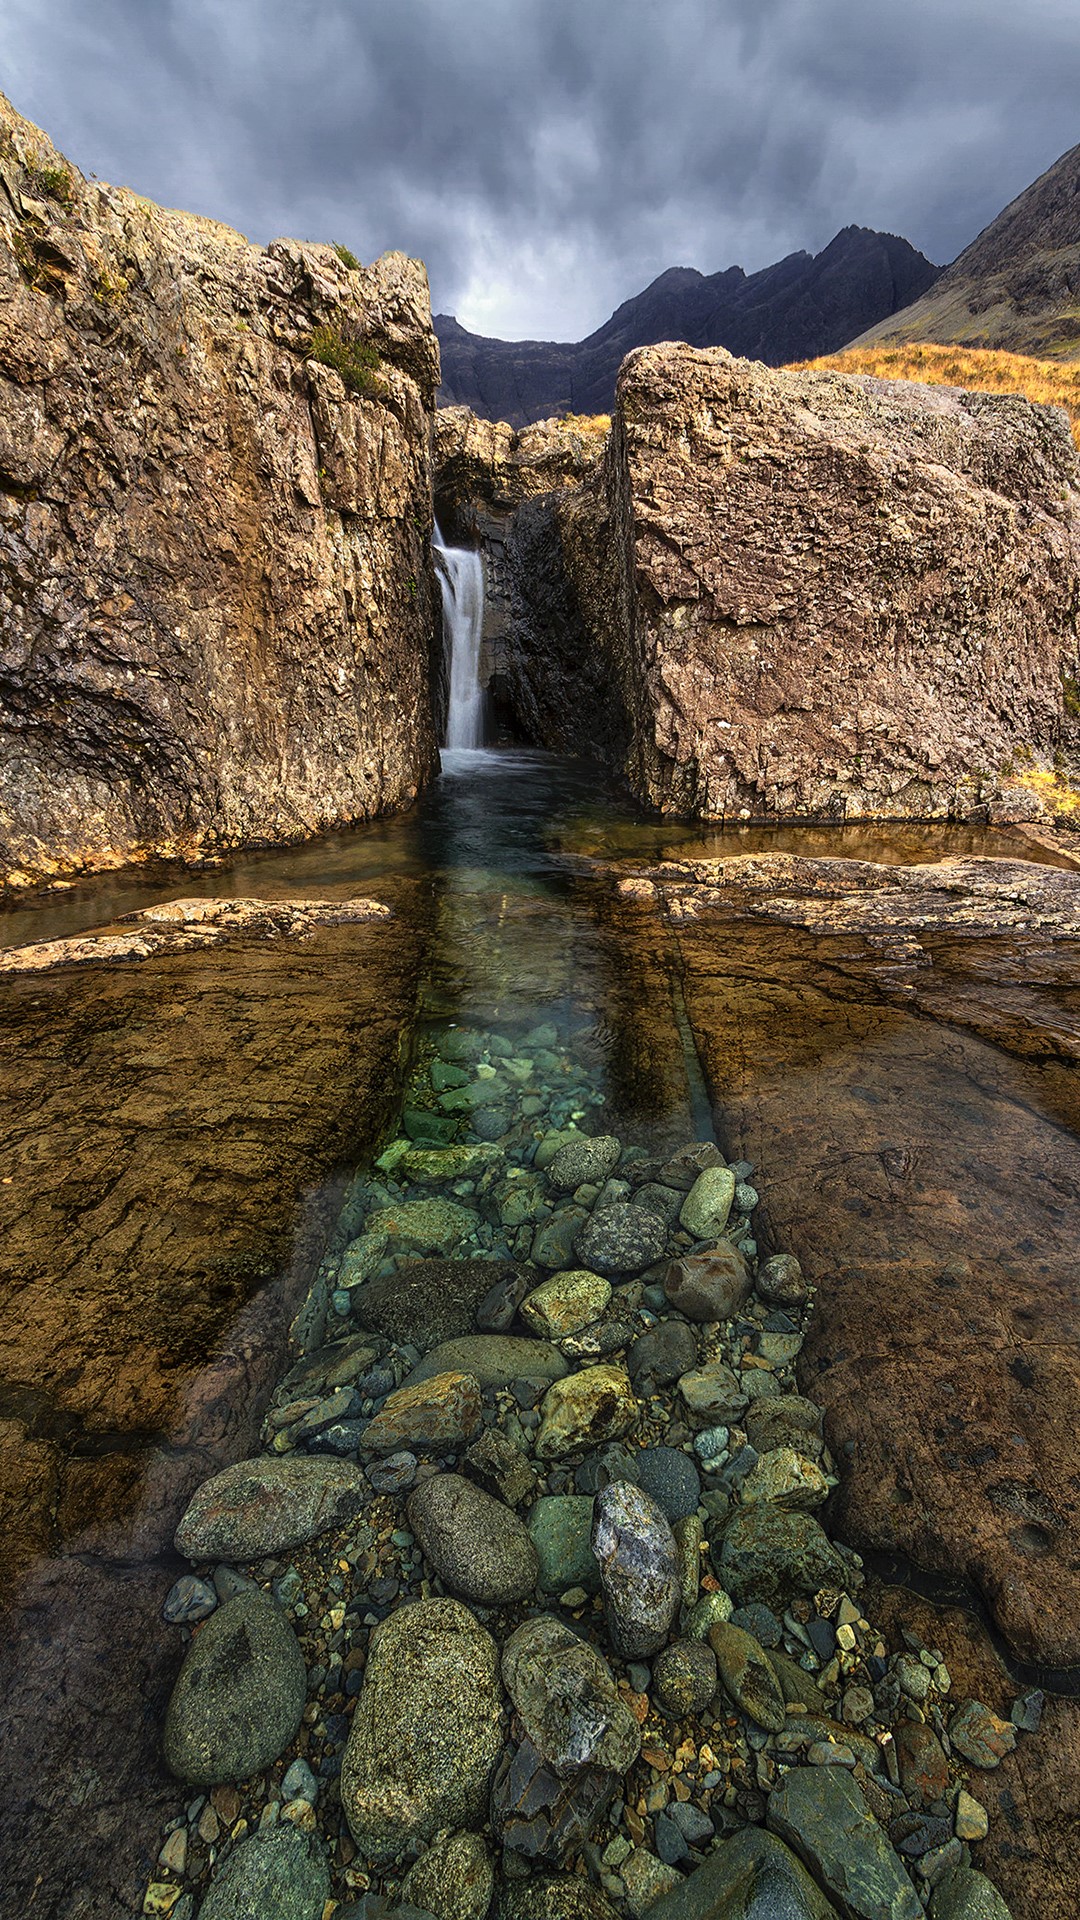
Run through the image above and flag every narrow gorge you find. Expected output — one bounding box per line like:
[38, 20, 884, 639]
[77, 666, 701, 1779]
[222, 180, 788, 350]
[1, 85, 1079, 1920]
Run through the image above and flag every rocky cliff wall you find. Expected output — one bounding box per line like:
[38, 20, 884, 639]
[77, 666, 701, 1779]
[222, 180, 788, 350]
[0, 93, 441, 889]
[504, 344, 1080, 818]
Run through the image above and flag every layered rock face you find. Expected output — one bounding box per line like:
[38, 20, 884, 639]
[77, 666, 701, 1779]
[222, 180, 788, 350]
[505, 344, 1080, 817]
[0, 92, 441, 888]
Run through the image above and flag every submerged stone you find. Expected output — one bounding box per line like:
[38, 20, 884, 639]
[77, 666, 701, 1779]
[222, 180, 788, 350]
[714, 1505, 856, 1613]
[174, 1455, 368, 1561]
[351, 1257, 519, 1351]
[535, 1365, 638, 1458]
[642, 1825, 840, 1920]
[197, 1825, 330, 1920]
[592, 1480, 681, 1658]
[575, 1203, 668, 1278]
[501, 1614, 641, 1775]
[521, 1270, 613, 1339]
[163, 1591, 306, 1785]
[361, 1369, 483, 1455]
[407, 1472, 540, 1605]
[679, 1167, 736, 1240]
[408, 1333, 569, 1388]
[767, 1765, 922, 1920]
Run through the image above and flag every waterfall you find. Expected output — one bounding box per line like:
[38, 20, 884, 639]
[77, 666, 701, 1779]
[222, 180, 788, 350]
[434, 521, 485, 750]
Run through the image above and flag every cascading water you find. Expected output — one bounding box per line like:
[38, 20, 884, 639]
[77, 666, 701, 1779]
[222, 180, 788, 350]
[434, 520, 485, 750]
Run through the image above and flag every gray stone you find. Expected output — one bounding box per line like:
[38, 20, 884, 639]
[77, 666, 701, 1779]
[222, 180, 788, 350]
[402, 1831, 494, 1920]
[497, 1873, 622, 1920]
[175, 1455, 369, 1561]
[501, 1614, 641, 1775]
[476, 1269, 530, 1330]
[628, 1320, 699, 1387]
[755, 1253, 808, 1307]
[641, 1826, 840, 1920]
[633, 1184, 685, 1229]
[197, 1826, 330, 1920]
[592, 1481, 681, 1658]
[521, 1270, 613, 1339]
[678, 1362, 748, 1426]
[464, 1426, 538, 1507]
[633, 1447, 701, 1523]
[548, 1135, 622, 1192]
[708, 1621, 786, 1732]
[163, 1591, 306, 1786]
[366, 1451, 418, 1494]
[767, 1765, 922, 1920]
[679, 1168, 736, 1240]
[575, 1204, 668, 1278]
[366, 1198, 479, 1253]
[739, 1447, 833, 1512]
[407, 1334, 569, 1388]
[714, 1505, 856, 1613]
[163, 1575, 217, 1625]
[407, 1473, 539, 1605]
[529, 1495, 600, 1592]
[928, 1868, 1014, 1920]
[663, 1246, 751, 1323]
[532, 1206, 589, 1271]
[622, 1850, 683, 1918]
[340, 1598, 503, 1863]
[652, 1640, 718, 1719]
[743, 1396, 825, 1458]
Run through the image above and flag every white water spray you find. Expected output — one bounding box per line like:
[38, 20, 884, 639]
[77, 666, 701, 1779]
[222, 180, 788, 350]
[434, 521, 485, 750]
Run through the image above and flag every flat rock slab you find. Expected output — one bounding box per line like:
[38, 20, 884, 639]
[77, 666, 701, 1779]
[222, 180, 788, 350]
[351, 1258, 518, 1350]
[767, 1764, 922, 1920]
[163, 1591, 305, 1786]
[174, 1455, 369, 1561]
[340, 1597, 503, 1863]
[714, 1504, 858, 1615]
[407, 1334, 569, 1388]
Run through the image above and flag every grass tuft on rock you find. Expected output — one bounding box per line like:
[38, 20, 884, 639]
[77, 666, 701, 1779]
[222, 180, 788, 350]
[309, 323, 383, 396]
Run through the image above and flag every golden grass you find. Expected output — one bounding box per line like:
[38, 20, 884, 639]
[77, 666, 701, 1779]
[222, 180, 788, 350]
[1006, 765, 1080, 821]
[790, 344, 1080, 451]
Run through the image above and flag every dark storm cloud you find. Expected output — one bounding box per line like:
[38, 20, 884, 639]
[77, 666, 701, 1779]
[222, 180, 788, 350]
[2, 0, 1078, 338]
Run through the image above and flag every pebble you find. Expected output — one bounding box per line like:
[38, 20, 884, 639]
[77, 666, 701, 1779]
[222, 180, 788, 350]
[365, 1450, 418, 1494]
[163, 1591, 306, 1786]
[534, 1365, 638, 1457]
[520, 1268, 613, 1338]
[678, 1167, 736, 1239]
[575, 1203, 668, 1278]
[501, 1613, 641, 1774]
[406, 1473, 540, 1605]
[633, 1446, 701, 1523]
[162, 1575, 217, 1625]
[174, 1455, 369, 1561]
[948, 1699, 1018, 1769]
[663, 1245, 750, 1322]
[708, 1621, 786, 1732]
[755, 1252, 808, 1306]
[592, 1481, 681, 1657]
[361, 1368, 483, 1455]
[651, 1639, 718, 1718]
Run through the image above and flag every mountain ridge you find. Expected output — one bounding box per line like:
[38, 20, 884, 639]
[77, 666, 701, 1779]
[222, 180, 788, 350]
[436, 225, 940, 424]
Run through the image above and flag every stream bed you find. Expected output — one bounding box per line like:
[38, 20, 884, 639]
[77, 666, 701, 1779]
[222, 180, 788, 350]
[1, 749, 1078, 1919]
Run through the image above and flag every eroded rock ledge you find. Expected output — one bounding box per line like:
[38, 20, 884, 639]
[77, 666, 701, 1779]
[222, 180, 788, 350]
[0, 894, 391, 973]
[447, 346, 1080, 816]
[0, 91, 441, 890]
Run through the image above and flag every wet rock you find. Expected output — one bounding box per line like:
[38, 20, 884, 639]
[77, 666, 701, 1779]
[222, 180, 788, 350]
[739, 1446, 834, 1511]
[352, 1259, 519, 1351]
[521, 1271, 613, 1339]
[464, 1427, 538, 1507]
[174, 1456, 369, 1561]
[708, 1621, 786, 1732]
[642, 1825, 841, 1920]
[548, 1135, 622, 1192]
[362, 1370, 483, 1456]
[476, 1269, 530, 1331]
[402, 1831, 494, 1920]
[491, 1735, 618, 1865]
[497, 1872, 622, 1920]
[366, 1198, 478, 1254]
[767, 1764, 923, 1920]
[633, 1183, 685, 1229]
[366, 1451, 419, 1494]
[633, 1446, 702, 1523]
[954, 1791, 989, 1843]
[529, 1495, 600, 1592]
[679, 1168, 736, 1240]
[664, 1245, 751, 1322]
[687, 1590, 735, 1639]
[755, 1253, 808, 1308]
[714, 1505, 856, 1613]
[948, 1699, 1018, 1769]
[535, 1366, 638, 1458]
[652, 1639, 718, 1718]
[408, 1335, 569, 1388]
[743, 1396, 825, 1458]
[895, 1720, 949, 1805]
[163, 1575, 216, 1625]
[502, 1614, 641, 1774]
[278, 1335, 384, 1400]
[575, 1204, 668, 1278]
[678, 1362, 748, 1426]
[401, 1143, 503, 1182]
[621, 1849, 683, 1917]
[163, 1591, 306, 1785]
[407, 1473, 539, 1605]
[533, 1207, 589, 1272]
[197, 1825, 330, 1920]
[340, 1598, 502, 1863]
[928, 1867, 1013, 1919]
[592, 1481, 681, 1657]
[628, 1320, 698, 1387]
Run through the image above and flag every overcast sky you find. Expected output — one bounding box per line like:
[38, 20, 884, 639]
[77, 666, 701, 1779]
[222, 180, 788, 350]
[2, 0, 1078, 340]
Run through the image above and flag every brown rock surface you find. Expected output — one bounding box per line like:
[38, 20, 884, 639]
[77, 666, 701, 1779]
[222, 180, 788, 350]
[506, 343, 1080, 816]
[637, 849, 1080, 1668]
[0, 90, 441, 889]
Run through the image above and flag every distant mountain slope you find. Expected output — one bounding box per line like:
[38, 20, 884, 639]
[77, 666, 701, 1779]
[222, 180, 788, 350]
[853, 141, 1080, 360]
[436, 227, 939, 425]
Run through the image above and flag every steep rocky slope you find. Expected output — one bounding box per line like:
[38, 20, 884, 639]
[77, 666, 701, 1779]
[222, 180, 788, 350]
[501, 344, 1080, 817]
[854, 139, 1080, 360]
[437, 226, 939, 425]
[0, 92, 441, 891]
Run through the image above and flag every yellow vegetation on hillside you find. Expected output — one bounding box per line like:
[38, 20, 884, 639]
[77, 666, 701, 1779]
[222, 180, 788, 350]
[790, 344, 1080, 451]
[555, 411, 611, 437]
